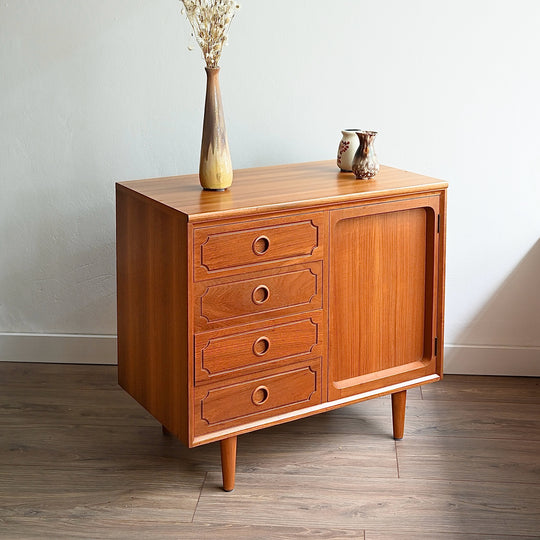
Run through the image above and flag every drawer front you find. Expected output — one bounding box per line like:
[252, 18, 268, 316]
[193, 213, 325, 280]
[194, 360, 321, 435]
[194, 262, 322, 331]
[195, 312, 323, 384]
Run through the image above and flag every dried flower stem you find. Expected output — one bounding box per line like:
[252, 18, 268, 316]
[180, 0, 240, 68]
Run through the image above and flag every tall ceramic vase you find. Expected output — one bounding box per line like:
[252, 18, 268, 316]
[199, 67, 233, 191]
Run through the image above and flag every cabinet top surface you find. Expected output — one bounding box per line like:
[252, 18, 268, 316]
[117, 161, 447, 222]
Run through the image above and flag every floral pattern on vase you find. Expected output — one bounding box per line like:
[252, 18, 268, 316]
[337, 130, 360, 172]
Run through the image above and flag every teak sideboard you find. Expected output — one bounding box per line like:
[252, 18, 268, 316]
[116, 160, 447, 491]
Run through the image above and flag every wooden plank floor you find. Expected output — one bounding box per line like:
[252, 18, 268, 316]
[0, 363, 539, 539]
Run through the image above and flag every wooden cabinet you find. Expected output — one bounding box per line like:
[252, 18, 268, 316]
[116, 161, 447, 491]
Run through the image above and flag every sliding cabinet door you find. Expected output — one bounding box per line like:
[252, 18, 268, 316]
[328, 195, 443, 401]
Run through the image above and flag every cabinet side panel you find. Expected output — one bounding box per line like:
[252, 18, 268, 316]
[437, 189, 447, 377]
[116, 186, 189, 445]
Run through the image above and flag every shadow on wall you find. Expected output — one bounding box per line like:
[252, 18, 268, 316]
[445, 238, 540, 376]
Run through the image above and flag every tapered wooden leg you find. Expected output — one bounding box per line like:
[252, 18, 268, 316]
[391, 390, 407, 440]
[220, 436, 237, 492]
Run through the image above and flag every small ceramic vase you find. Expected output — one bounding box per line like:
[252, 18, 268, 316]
[337, 129, 360, 172]
[352, 131, 379, 179]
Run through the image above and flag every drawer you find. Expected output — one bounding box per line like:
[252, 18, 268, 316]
[193, 213, 325, 280]
[194, 312, 323, 384]
[194, 359, 322, 435]
[194, 262, 323, 331]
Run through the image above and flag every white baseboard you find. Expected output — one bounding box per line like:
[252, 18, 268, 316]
[0, 333, 117, 364]
[444, 344, 540, 376]
[1, 334, 539, 376]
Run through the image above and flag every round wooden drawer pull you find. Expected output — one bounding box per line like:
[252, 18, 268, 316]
[253, 336, 270, 356]
[251, 385, 269, 406]
[252, 284, 270, 305]
[252, 235, 270, 255]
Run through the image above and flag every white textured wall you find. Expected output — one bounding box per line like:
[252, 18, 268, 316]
[1, 0, 539, 371]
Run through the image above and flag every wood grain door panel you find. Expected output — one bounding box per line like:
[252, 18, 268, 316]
[328, 196, 440, 400]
